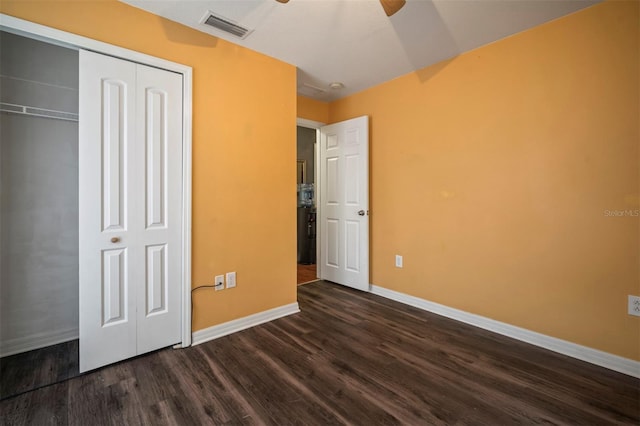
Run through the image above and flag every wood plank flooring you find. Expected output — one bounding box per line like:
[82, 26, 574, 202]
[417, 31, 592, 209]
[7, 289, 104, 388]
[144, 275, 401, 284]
[1, 281, 638, 425]
[297, 263, 318, 285]
[0, 340, 78, 400]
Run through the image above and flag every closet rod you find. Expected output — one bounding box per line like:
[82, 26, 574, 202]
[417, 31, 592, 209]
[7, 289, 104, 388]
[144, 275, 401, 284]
[0, 102, 78, 122]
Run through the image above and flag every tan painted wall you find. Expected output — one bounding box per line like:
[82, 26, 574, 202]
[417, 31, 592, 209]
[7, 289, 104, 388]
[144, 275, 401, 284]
[4, 0, 638, 361]
[0, 0, 298, 331]
[297, 95, 329, 123]
[329, 0, 640, 360]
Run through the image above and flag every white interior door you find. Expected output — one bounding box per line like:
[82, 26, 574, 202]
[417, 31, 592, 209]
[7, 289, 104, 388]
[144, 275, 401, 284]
[79, 50, 182, 372]
[319, 116, 369, 291]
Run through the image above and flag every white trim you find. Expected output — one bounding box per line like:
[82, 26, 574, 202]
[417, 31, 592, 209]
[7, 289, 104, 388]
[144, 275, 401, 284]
[1, 328, 78, 358]
[0, 15, 191, 74]
[1, 14, 194, 349]
[296, 117, 325, 129]
[191, 303, 300, 346]
[180, 71, 194, 348]
[314, 127, 321, 281]
[297, 117, 324, 281]
[370, 285, 640, 378]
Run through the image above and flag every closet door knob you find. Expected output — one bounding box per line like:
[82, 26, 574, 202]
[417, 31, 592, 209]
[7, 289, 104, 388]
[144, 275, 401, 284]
[110, 237, 121, 243]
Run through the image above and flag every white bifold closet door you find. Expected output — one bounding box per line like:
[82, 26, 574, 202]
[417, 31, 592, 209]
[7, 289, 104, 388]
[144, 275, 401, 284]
[78, 50, 183, 372]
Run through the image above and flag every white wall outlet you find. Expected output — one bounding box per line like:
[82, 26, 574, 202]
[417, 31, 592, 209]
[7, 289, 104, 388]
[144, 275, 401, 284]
[395, 255, 403, 268]
[628, 295, 640, 317]
[226, 272, 236, 289]
[214, 275, 224, 291]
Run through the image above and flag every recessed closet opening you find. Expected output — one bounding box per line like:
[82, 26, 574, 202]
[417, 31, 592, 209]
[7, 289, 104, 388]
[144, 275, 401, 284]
[1, 14, 193, 400]
[0, 31, 80, 398]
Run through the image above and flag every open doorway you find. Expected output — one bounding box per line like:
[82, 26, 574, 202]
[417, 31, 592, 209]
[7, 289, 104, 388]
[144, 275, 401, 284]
[296, 125, 318, 285]
[297, 116, 371, 291]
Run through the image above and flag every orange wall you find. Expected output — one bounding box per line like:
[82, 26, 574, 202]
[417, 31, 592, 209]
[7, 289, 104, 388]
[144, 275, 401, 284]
[297, 95, 329, 123]
[0, 1, 298, 331]
[329, 0, 640, 360]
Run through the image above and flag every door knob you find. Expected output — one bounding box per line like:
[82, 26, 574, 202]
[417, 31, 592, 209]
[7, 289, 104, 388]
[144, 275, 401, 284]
[111, 237, 121, 243]
[358, 210, 365, 216]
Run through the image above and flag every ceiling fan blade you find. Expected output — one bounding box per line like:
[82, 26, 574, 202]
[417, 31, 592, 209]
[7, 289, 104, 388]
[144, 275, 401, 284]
[380, 0, 406, 16]
[275, 0, 289, 3]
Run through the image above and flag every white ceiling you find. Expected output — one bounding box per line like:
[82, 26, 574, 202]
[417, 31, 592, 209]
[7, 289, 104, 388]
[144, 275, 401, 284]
[120, 0, 600, 102]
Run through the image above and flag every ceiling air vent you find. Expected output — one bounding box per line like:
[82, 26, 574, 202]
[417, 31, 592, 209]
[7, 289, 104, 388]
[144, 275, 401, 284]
[201, 11, 252, 39]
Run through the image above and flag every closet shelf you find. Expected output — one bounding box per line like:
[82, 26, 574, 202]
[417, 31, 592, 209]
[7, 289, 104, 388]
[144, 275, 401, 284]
[0, 102, 78, 122]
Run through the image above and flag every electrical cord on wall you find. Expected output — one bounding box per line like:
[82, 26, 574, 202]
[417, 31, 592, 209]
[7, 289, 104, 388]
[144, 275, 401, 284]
[190, 284, 219, 330]
[192, 285, 218, 292]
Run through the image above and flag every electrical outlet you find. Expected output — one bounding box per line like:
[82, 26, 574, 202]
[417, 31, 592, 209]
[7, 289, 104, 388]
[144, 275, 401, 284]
[395, 255, 403, 268]
[214, 275, 224, 291]
[628, 295, 640, 317]
[226, 272, 236, 289]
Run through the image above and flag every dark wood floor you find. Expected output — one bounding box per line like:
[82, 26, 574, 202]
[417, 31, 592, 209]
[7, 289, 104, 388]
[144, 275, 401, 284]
[1, 281, 638, 425]
[1, 340, 79, 400]
[297, 263, 318, 285]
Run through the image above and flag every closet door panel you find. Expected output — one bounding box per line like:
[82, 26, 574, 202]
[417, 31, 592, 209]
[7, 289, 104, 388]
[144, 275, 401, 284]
[135, 63, 182, 355]
[79, 50, 137, 373]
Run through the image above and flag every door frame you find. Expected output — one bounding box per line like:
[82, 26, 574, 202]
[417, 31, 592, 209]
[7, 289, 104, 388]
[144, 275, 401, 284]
[296, 118, 324, 281]
[0, 14, 194, 348]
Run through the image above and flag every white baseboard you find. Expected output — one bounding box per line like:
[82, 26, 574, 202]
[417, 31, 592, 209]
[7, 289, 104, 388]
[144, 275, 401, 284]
[192, 302, 300, 346]
[0, 328, 78, 357]
[370, 285, 640, 379]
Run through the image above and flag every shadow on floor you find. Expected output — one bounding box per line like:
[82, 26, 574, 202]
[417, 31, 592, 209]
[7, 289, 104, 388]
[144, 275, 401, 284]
[0, 339, 79, 400]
